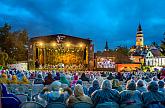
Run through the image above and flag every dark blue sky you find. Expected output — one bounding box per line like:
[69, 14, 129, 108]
[0, 0, 165, 51]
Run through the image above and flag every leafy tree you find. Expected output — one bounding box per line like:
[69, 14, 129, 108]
[0, 23, 29, 64]
[151, 42, 159, 48]
[0, 52, 8, 66]
[114, 46, 131, 63]
[160, 37, 165, 55]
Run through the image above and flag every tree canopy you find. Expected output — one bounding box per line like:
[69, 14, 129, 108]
[0, 23, 29, 65]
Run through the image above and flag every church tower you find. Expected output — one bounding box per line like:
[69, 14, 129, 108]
[136, 24, 144, 47]
[104, 41, 109, 51]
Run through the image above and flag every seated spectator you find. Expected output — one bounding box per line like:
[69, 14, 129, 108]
[112, 79, 123, 92]
[107, 73, 114, 80]
[136, 79, 147, 93]
[158, 80, 165, 93]
[88, 79, 100, 97]
[54, 72, 60, 80]
[120, 81, 143, 108]
[0, 73, 9, 84]
[20, 75, 30, 84]
[60, 74, 70, 86]
[142, 81, 165, 108]
[72, 79, 88, 95]
[34, 74, 44, 84]
[63, 87, 73, 102]
[10, 75, 19, 84]
[152, 76, 158, 82]
[29, 72, 36, 79]
[67, 84, 92, 107]
[101, 72, 106, 77]
[40, 81, 65, 103]
[43, 73, 54, 85]
[70, 74, 79, 87]
[91, 79, 120, 108]
[80, 73, 89, 82]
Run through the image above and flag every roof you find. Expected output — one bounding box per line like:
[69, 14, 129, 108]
[29, 34, 92, 44]
[137, 24, 142, 31]
[151, 49, 161, 57]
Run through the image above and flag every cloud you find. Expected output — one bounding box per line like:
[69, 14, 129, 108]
[0, 0, 165, 51]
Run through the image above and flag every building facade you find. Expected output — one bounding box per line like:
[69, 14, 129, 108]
[145, 47, 165, 66]
[136, 24, 144, 47]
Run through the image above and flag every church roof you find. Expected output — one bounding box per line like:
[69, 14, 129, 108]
[137, 24, 142, 31]
[150, 49, 161, 57]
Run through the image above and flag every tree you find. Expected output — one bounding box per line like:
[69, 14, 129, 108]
[0, 23, 29, 64]
[151, 42, 159, 48]
[114, 46, 131, 63]
[160, 37, 165, 55]
[0, 52, 8, 66]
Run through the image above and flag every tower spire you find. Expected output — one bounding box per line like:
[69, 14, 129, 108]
[104, 41, 109, 51]
[136, 23, 144, 47]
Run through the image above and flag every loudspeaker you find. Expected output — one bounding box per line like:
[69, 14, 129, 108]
[36, 48, 38, 59]
[83, 48, 86, 60]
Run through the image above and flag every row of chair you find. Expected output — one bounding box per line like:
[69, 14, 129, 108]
[1, 97, 93, 108]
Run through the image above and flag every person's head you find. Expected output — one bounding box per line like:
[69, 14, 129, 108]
[136, 79, 145, 87]
[50, 81, 61, 91]
[126, 80, 136, 90]
[92, 79, 100, 88]
[148, 81, 158, 92]
[22, 75, 28, 82]
[48, 73, 52, 77]
[12, 75, 18, 80]
[1, 73, 7, 79]
[64, 87, 73, 96]
[41, 87, 49, 94]
[76, 79, 83, 85]
[101, 79, 112, 90]
[37, 74, 42, 79]
[81, 73, 86, 77]
[152, 76, 158, 81]
[112, 79, 120, 88]
[158, 80, 164, 88]
[74, 75, 78, 80]
[74, 84, 84, 97]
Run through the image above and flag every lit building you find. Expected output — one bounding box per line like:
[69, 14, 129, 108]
[28, 34, 94, 71]
[130, 23, 147, 64]
[145, 46, 165, 66]
[136, 24, 144, 47]
[94, 41, 115, 71]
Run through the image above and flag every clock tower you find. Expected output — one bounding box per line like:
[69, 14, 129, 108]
[136, 24, 144, 47]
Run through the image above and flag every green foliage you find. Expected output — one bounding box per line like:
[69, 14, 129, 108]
[160, 37, 165, 55]
[0, 23, 29, 64]
[114, 46, 131, 63]
[0, 52, 8, 66]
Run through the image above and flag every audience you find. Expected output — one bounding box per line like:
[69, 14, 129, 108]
[34, 74, 44, 84]
[20, 75, 30, 84]
[158, 80, 165, 93]
[136, 79, 147, 93]
[112, 79, 123, 92]
[67, 84, 92, 107]
[0, 69, 165, 108]
[88, 79, 100, 97]
[120, 81, 143, 108]
[43, 73, 54, 85]
[91, 79, 120, 108]
[10, 75, 19, 84]
[142, 81, 165, 108]
[80, 73, 89, 82]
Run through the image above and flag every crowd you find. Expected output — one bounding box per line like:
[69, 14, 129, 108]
[0, 69, 165, 108]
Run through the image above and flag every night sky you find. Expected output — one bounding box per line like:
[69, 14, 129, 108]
[0, 0, 165, 51]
